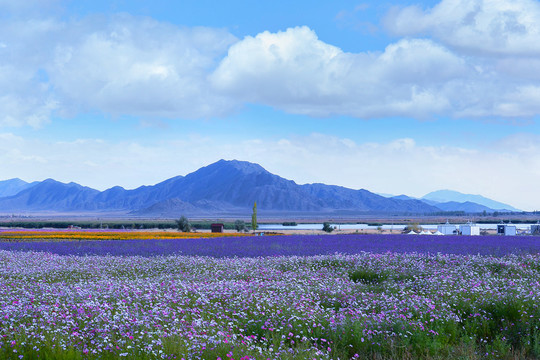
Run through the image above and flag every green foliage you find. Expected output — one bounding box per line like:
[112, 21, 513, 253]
[403, 223, 422, 233]
[348, 268, 389, 284]
[322, 222, 334, 233]
[234, 219, 246, 232]
[433, 211, 466, 216]
[0, 220, 248, 230]
[251, 202, 257, 231]
[175, 215, 191, 232]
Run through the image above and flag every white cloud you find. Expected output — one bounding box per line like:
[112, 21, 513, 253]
[1, 132, 539, 211]
[211, 25, 540, 119]
[211, 27, 469, 118]
[48, 15, 238, 119]
[384, 0, 540, 56]
[3, 7, 540, 125]
[0, 38, 59, 128]
[0, 14, 237, 127]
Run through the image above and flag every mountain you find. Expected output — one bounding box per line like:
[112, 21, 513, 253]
[391, 195, 415, 201]
[131, 160, 439, 214]
[434, 201, 494, 213]
[422, 190, 520, 212]
[0, 179, 100, 211]
[0, 160, 440, 215]
[0, 160, 518, 216]
[384, 193, 509, 213]
[0, 178, 39, 197]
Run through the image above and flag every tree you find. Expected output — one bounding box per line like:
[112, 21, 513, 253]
[322, 222, 334, 233]
[403, 223, 422, 233]
[176, 216, 191, 232]
[234, 220, 246, 232]
[251, 202, 258, 231]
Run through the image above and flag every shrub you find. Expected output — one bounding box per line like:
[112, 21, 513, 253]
[175, 216, 191, 232]
[322, 222, 334, 233]
[234, 220, 246, 232]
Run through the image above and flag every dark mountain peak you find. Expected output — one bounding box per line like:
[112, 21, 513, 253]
[37, 179, 93, 190]
[25, 179, 98, 193]
[99, 185, 127, 196]
[151, 175, 184, 188]
[205, 159, 268, 175]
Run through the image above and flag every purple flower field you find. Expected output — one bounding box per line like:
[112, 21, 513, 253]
[0, 234, 539, 257]
[0, 235, 539, 359]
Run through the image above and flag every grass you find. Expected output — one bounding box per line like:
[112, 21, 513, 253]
[348, 268, 389, 284]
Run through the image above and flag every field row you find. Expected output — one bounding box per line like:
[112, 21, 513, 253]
[1, 249, 539, 359]
[1, 234, 539, 257]
[0, 230, 250, 241]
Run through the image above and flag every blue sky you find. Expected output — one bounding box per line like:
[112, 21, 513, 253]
[2, 0, 540, 210]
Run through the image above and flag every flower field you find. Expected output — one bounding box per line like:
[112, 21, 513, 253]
[0, 235, 539, 359]
[0, 230, 250, 242]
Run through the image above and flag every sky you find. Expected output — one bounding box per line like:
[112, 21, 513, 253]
[2, 0, 540, 211]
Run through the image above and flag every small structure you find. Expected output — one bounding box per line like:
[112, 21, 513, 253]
[497, 224, 517, 236]
[210, 223, 224, 233]
[433, 230, 444, 236]
[531, 224, 540, 235]
[419, 230, 432, 235]
[438, 221, 458, 235]
[460, 222, 480, 236]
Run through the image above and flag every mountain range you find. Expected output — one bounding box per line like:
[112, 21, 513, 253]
[0, 159, 519, 217]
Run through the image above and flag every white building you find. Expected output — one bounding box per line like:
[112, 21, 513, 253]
[438, 221, 457, 235]
[460, 223, 480, 236]
[497, 224, 517, 236]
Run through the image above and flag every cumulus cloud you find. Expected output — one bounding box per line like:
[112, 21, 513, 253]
[1, 132, 538, 211]
[0, 18, 61, 127]
[48, 16, 238, 118]
[211, 26, 470, 118]
[384, 0, 540, 56]
[0, 14, 237, 127]
[3, 5, 540, 126]
[211, 25, 540, 119]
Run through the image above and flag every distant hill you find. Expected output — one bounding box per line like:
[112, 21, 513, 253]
[0, 178, 39, 197]
[0, 159, 440, 216]
[130, 160, 440, 215]
[382, 190, 519, 213]
[434, 201, 495, 213]
[0, 179, 100, 211]
[391, 194, 415, 201]
[0, 160, 521, 216]
[422, 190, 520, 212]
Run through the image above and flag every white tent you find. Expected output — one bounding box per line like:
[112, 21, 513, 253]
[433, 230, 444, 236]
[420, 230, 432, 235]
[407, 231, 417, 235]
